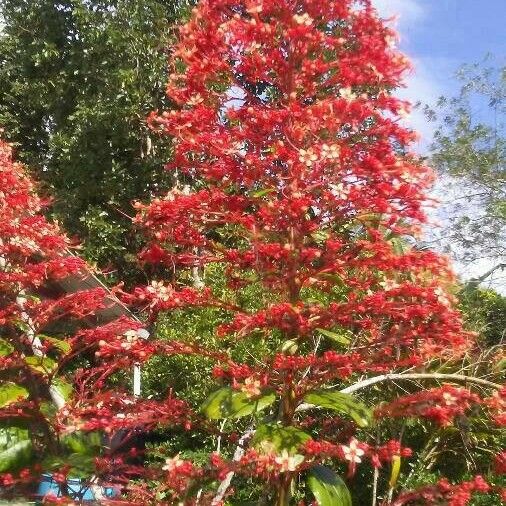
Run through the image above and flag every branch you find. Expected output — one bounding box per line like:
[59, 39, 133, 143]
[296, 373, 502, 412]
[466, 263, 506, 285]
[211, 428, 255, 506]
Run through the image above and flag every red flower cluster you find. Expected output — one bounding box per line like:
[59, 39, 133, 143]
[375, 385, 481, 426]
[392, 476, 492, 506]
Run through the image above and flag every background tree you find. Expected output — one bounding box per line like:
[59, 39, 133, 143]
[426, 60, 505, 285]
[0, 0, 193, 282]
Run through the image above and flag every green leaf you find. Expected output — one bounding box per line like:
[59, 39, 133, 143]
[0, 338, 14, 357]
[42, 453, 95, 478]
[0, 427, 33, 472]
[307, 466, 352, 506]
[0, 383, 29, 408]
[63, 432, 102, 456]
[201, 387, 276, 419]
[51, 378, 73, 401]
[303, 391, 372, 427]
[24, 356, 57, 374]
[279, 339, 298, 354]
[38, 335, 71, 354]
[389, 455, 401, 488]
[315, 328, 351, 346]
[251, 188, 275, 198]
[252, 423, 311, 454]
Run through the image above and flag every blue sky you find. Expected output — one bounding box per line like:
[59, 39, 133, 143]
[373, 0, 506, 288]
[373, 0, 506, 146]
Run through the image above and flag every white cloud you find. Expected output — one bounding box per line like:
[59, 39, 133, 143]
[372, 1, 452, 151]
[373, 0, 427, 28]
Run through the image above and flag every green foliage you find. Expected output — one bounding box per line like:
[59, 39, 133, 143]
[252, 424, 311, 454]
[0, 383, 29, 408]
[0, 426, 32, 473]
[459, 285, 506, 346]
[427, 59, 505, 272]
[303, 391, 372, 428]
[0, 0, 195, 282]
[201, 387, 276, 420]
[307, 466, 352, 506]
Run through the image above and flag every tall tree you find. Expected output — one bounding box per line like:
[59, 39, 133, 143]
[0, 0, 192, 281]
[427, 61, 506, 284]
[123, 1, 505, 504]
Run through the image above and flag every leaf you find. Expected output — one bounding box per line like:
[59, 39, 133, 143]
[51, 378, 73, 402]
[0, 427, 33, 472]
[0, 383, 29, 408]
[24, 355, 57, 374]
[0, 338, 14, 357]
[38, 335, 71, 354]
[303, 391, 372, 427]
[252, 423, 311, 454]
[279, 339, 298, 354]
[307, 465, 352, 506]
[315, 328, 351, 346]
[63, 432, 102, 456]
[389, 455, 401, 488]
[201, 387, 276, 419]
[251, 188, 275, 198]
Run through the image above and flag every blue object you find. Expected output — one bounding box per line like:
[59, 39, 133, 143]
[37, 473, 117, 501]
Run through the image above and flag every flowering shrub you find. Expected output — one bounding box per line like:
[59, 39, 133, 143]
[0, 139, 191, 500]
[1, 0, 504, 505]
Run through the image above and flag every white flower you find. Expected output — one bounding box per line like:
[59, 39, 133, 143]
[298, 148, 318, 167]
[293, 13, 313, 26]
[147, 280, 172, 302]
[434, 287, 451, 307]
[274, 450, 304, 472]
[342, 438, 365, 464]
[162, 455, 185, 472]
[339, 87, 357, 102]
[329, 183, 349, 200]
[240, 377, 262, 398]
[186, 93, 204, 107]
[442, 392, 457, 406]
[321, 143, 340, 160]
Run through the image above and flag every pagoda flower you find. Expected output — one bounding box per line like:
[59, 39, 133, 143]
[293, 13, 313, 26]
[274, 450, 304, 473]
[240, 377, 262, 398]
[298, 147, 318, 167]
[321, 143, 340, 160]
[339, 87, 357, 102]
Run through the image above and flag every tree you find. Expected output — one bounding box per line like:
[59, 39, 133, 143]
[122, 1, 504, 504]
[0, 0, 193, 281]
[427, 60, 505, 284]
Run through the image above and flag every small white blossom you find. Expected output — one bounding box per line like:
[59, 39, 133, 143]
[342, 438, 365, 464]
[339, 87, 357, 102]
[162, 455, 185, 472]
[274, 450, 304, 472]
[293, 13, 313, 26]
